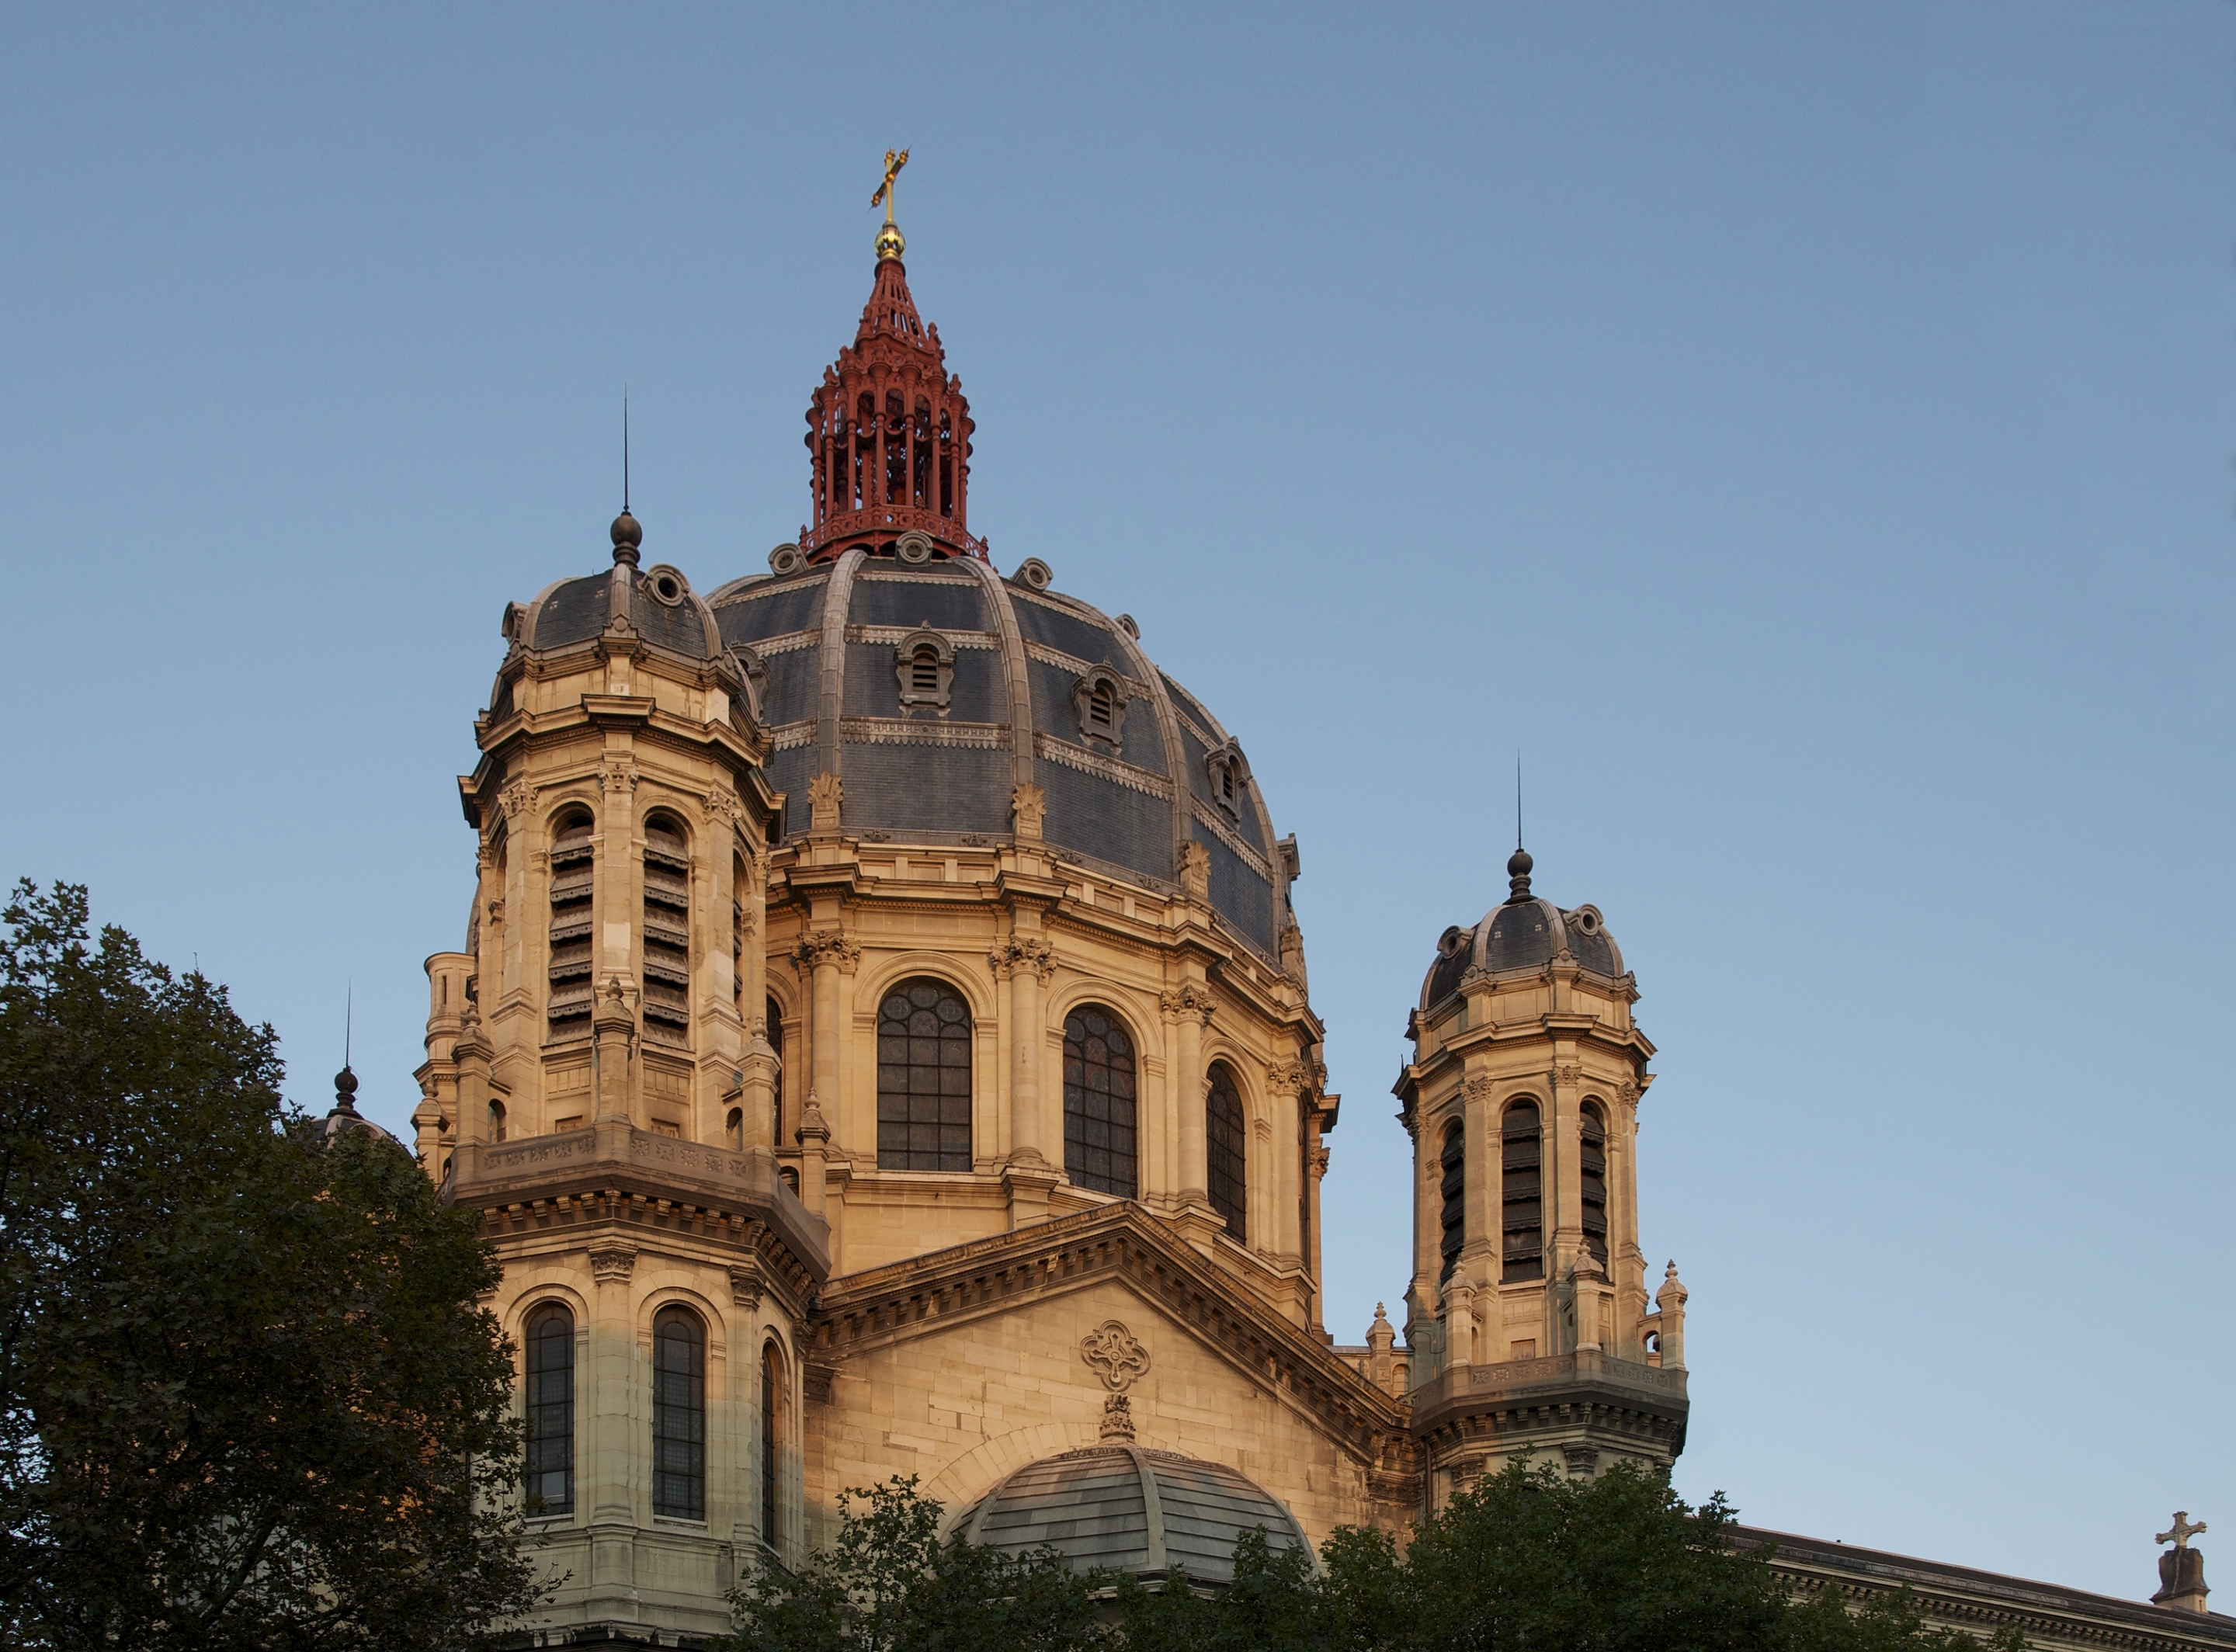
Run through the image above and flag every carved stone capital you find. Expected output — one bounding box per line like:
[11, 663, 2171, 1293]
[728, 1257, 766, 1312]
[989, 936, 1055, 983]
[704, 786, 748, 830]
[1551, 1062, 1583, 1089]
[498, 779, 534, 820]
[1157, 984, 1216, 1026]
[1462, 1074, 1497, 1105]
[1310, 1145, 1332, 1178]
[598, 759, 638, 794]
[1009, 782, 1047, 841]
[1266, 1058, 1307, 1098]
[791, 930, 862, 972]
[1616, 1079, 1641, 1105]
[588, 1241, 637, 1285]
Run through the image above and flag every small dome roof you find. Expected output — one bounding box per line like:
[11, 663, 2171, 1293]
[516, 555, 723, 663]
[955, 1444, 1311, 1585]
[1420, 890, 1626, 1010]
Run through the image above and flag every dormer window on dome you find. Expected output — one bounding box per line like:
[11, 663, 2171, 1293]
[1071, 666, 1130, 750]
[1205, 738, 1250, 817]
[894, 627, 956, 713]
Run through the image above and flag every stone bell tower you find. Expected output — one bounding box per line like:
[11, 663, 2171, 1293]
[1391, 845, 1690, 1498]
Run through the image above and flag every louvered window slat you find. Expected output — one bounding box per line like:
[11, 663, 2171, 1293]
[1501, 1102, 1544, 1282]
[547, 814, 597, 1032]
[641, 821, 692, 1049]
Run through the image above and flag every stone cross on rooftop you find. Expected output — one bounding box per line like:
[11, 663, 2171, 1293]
[2159, 1513, 2207, 1550]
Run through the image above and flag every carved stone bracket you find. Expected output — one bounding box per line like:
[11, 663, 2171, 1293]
[1176, 841, 1211, 903]
[807, 772, 843, 831]
[988, 936, 1056, 983]
[498, 779, 534, 820]
[1551, 1063, 1583, 1089]
[1079, 1318, 1151, 1392]
[588, 1241, 637, 1285]
[1462, 1074, 1496, 1105]
[1310, 1145, 1331, 1178]
[1010, 782, 1047, 841]
[599, 759, 638, 794]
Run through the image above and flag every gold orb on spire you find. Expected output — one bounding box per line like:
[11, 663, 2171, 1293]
[871, 148, 909, 261]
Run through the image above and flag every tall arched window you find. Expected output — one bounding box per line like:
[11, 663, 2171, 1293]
[1438, 1119, 1466, 1282]
[1502, 1101, 1544, 1282]
[641, 814, 691, 1047]
[525, 1304, 574, 1515]
[547, 809, 595, 1034]
[1579, 1101, 1609, 1268]
[876, 978, 972, 1171]
[1206, 1064, 1247, 1236]
[651, 1308, 705, 1520]
[767, 994, 786, 1147]
[488, 1099, 507, 1144]
[761, 1341, 784, 1550]
[1062, 1006, 1139, 1198]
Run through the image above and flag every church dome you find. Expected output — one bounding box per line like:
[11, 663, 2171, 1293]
[1419, 852, 1627, 1009]
[953, 1444, 1311, 1585]
[693, 241, 1294, 962]
[707, 553, 1288, 960]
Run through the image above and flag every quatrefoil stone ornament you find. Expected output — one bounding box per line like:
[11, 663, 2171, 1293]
[1079, 1319, 1151, 1392]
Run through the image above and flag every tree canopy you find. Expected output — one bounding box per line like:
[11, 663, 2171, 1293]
[0, 880, 545, 1650]
[719, 1463, 2026, 1652]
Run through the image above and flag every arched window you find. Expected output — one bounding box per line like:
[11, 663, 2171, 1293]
[488, 1099, 507, 1144]
[760, 1341, 784, 1549]
[1088, 683, 1114, 732]
[876, 978, 972, 1171]
[651, 1308, 705, 1520]
[641, 814, 691, 1047]
[726, 1107, 745, 1150]
[1438, 1119, 1466, 1282]
[525, 1304, 574, 1515]
[1580, 1102, 1609, 1268]
[910, 644, 940, 696]
[1063, 1006, 1138, 1198]
[1206, 1064, 1247, 1236]
[1502, 1101, 1543, 1282]
[547, 809, 595, 1033]
[767, 994, 786, 1146]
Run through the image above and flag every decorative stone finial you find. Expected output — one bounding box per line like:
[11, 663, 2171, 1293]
[1505, 847, 1534, 903]
[610, 509, 643, 567]
[332, 1066, 360, 1116]
[2156, 1513, 2210, 1612]
[1098, 1392, 1137, 1442]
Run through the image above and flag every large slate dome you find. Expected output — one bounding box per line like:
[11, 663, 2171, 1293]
[955, 1444, 1311, 1584]
[701, 548, 1288, 962]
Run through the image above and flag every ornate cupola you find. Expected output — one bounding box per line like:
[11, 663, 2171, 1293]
[801, 161, 979, 562]
[1392, 842, 1690, 1496]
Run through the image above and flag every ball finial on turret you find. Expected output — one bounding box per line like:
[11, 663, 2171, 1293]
[1506, 847, 1534, 902]
[610, 509, 642, 567]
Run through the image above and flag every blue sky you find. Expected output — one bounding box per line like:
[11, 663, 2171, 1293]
[2, 2, 2228, 1599]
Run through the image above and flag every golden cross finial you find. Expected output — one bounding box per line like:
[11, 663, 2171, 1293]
[871, 149, 909, 224]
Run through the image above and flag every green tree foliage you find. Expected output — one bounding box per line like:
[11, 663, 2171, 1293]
[717, 1473, 1105, 1652]
[0, 880, 546, 1650]
[720, 1463, 2025, 1652]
